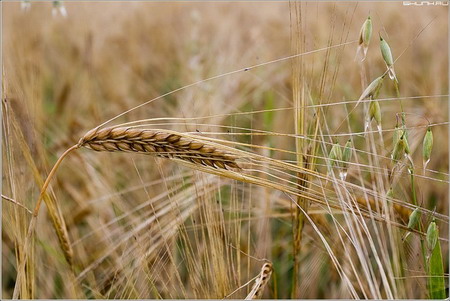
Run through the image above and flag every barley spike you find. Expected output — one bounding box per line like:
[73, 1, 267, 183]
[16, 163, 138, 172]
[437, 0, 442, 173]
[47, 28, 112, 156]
[78, 127, 240, 170]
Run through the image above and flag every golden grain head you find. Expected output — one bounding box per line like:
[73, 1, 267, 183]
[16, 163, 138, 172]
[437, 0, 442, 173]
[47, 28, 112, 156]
[78, 127, 241, 170]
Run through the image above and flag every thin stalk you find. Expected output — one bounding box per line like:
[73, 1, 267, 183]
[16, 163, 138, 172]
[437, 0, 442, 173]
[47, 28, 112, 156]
[290, 2, 310, 297]
[13, 144, 79, 299]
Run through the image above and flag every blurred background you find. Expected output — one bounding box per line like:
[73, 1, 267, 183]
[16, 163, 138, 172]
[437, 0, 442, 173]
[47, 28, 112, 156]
[2, 1, 448, 299]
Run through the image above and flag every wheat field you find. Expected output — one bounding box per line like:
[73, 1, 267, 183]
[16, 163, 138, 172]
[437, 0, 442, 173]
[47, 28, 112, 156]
[2, 1, 449, 299]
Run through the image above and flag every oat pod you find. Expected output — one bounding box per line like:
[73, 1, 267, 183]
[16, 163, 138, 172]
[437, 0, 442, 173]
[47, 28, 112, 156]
[397, 129, 411, 155]
[404, 133, 411, 155]
[356, 16, 372, 61]
[356, 75, 384, 108]
[426, 220, 438, 251]
[392, 133, 407, 161]
[392, 125, 402, 147]
[365, 100, 382, 133]
[52, 1, 68, 18]
[380, 35, 397, 81]
[407, 208, 421, 230]
[342, 139, 352, 167]
[329, 142, 342, 169]
[423, 127, 433, 169]
[340, 140, 352, 180]
[369, 100, 381, 125]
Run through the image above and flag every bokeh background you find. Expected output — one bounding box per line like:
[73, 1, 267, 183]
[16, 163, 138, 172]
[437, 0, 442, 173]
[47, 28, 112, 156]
[2, 1, 448, 299]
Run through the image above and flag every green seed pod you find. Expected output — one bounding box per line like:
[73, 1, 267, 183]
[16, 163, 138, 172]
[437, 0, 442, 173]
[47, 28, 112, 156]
[392, 134, 407, 161]
[380, 35, 397, 81]
[407, 208, 421, 230]
[342, 140, 352, 164]
[357, 75, 384, 107]
[359, 16, 372, 47]
[356, 16, 372, 61]
[329, 142, 342, 168]
[426, 220, 438, 251]
[380, 35, 393, 66]
[392, 125, 402, 147]
[369, 100, 381, 125]
[404, 133, 411, 155]
[423, 127, 433, 167]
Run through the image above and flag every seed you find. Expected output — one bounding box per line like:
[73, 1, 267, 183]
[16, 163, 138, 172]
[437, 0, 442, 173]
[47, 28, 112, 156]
[423, 127, 433, 168]
[356, 16, 372, 61]
[392, 125, 402, 147]
[426, 220, 438, 251]
[356, 75, 384, 107]
[362, 17, 372, 46]
[338, 140, 352, 180]
[379, 35, 393, 66]
[329, 142, 342, 168]
[392, 133, 407, 161]
[52, 0, 68, 18]
[342, 139, 352, 167]
[369, 100, 381, 125]
[380, 35, 397, 81]
[404, 133, 411, 155]
[407, 208, 421, 230]
[78, 127, 241, 170]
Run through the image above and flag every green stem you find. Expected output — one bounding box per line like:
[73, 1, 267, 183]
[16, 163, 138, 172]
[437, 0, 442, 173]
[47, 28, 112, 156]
[409, 168, 427, 286]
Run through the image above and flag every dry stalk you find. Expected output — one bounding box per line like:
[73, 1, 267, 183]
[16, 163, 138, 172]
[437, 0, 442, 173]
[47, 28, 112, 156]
[356, 196, 411, 222]
[16, 125, 419, 298]
[17, 125, 243, 297]
[2, 194, 32, 214]
[46, 199, 74, 267]
[13, 137, 78, 298]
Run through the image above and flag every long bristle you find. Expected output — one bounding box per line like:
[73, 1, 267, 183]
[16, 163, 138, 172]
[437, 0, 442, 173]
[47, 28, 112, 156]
[78, 127, 241, 170]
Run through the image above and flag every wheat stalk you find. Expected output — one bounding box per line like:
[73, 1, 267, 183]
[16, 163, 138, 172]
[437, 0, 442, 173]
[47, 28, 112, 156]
[77, 127, 423, 227]
[78, 127, 241, 170]
[245, 262, 273, 300]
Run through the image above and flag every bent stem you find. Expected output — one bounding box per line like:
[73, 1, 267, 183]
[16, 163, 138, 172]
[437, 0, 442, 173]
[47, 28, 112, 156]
[13, 144, 79, 299]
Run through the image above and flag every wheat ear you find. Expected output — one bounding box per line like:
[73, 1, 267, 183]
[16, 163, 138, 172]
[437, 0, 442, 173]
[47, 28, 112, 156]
[245, 262, 273, 300]
[78, 127, 241, 170]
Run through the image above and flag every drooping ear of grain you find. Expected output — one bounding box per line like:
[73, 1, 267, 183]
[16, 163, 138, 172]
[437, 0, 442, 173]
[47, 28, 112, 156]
[407, 207, 421, 230]
[342, 139, 352, 166]
[341, 139, 352, 180]
[392, 131, 411, 162]
[426, 220, 438, 251]
[78, 127, 240, 170]
[392, 134, 407, 161]
[427, 221, 446, 299]
[245, 262, 273, 300]
[392, 125, 402, 147]
[328, 142, 342, 169]
[422, 127, 433, 169]
[356, 75, 384, 107]
[380, 35, 397, 81]
[356, 16, 372, 61]
[369, 100, 381, 125]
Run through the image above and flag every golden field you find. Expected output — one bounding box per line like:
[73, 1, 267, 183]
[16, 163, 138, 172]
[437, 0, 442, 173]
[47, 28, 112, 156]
[2, 1, 449, 299]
